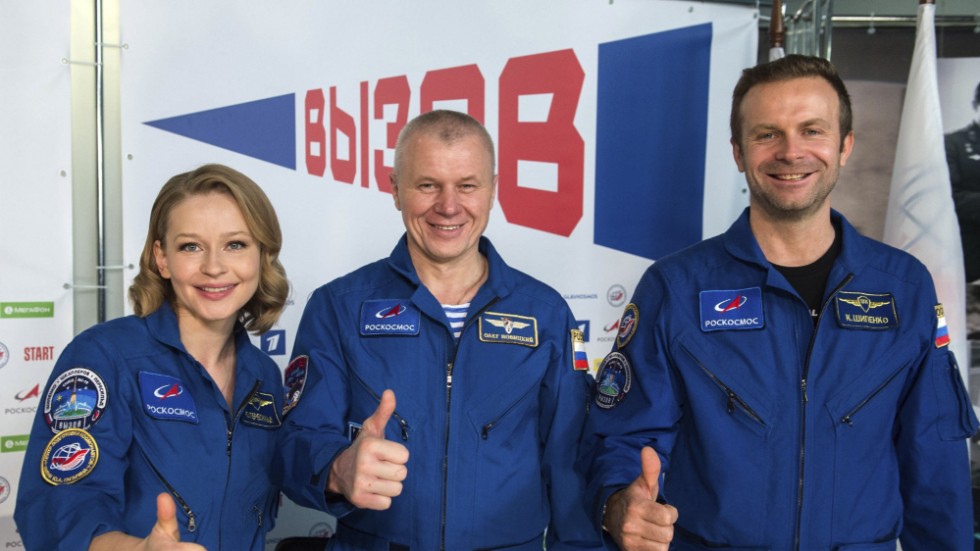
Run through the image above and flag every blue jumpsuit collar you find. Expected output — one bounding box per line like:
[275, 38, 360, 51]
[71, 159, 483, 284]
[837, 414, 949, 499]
[144, 303, 265, 405]
[385, 234, 517, 311]
[723, 207, 873, 282]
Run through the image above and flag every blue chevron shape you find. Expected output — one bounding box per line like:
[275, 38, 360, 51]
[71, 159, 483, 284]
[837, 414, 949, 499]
[144, 94, 296, 169]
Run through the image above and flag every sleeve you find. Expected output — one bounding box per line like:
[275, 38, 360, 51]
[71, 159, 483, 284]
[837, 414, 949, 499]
[896, 292, 979, 550]
[278, 286, 357, 518]
[13, 333, 135, 550]
[540, 305, 603, 550]
[578, 266, 682, 542]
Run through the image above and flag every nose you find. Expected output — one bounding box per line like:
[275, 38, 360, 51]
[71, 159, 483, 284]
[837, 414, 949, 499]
[201, 249, 226, 276]
[775, 134, 804, 161]
[434, 187, 460, 215]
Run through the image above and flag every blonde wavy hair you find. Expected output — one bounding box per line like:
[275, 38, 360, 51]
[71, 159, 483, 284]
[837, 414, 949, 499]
[128, 164, 289, 334]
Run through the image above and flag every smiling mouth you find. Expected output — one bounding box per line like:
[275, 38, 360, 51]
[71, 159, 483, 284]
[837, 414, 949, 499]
[433, 224, 462, 231]
[771, 173, 809, 181]
[200, 285, 234, 293]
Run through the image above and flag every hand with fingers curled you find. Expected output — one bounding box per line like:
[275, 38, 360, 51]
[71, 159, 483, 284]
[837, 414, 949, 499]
[602, 447, 678, 551]
[327, 389, 410, 510]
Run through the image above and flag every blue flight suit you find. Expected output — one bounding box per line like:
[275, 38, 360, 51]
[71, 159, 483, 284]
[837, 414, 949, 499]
[281, 236, 600, 550]
[15, 305, 283, 551]
[583, 209, 978, 550]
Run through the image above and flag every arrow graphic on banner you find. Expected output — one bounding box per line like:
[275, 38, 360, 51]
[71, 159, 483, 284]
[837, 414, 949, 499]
[144, 94, 296, 169]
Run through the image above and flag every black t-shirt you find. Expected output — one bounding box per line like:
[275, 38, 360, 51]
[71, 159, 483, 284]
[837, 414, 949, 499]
[772, 224, 842, 323]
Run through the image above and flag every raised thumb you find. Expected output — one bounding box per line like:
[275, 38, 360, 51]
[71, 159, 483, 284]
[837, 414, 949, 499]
[155, 492, 181, 541]
[361, 389, 396, 439]
[639, 446, 662, 500]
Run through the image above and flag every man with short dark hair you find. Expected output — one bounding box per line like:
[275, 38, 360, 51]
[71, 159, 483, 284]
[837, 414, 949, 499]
[583, 55, 978, 550]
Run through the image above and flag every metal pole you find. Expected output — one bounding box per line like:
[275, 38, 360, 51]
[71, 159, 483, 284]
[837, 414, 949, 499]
[95, 0, 107, 323]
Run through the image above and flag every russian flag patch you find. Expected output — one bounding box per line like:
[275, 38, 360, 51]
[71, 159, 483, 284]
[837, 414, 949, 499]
[571, 329, 589, 371]
[934, 304, 950, 348]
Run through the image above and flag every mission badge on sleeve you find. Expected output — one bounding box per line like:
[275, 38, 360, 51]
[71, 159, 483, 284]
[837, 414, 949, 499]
[41, 428, 99, 485]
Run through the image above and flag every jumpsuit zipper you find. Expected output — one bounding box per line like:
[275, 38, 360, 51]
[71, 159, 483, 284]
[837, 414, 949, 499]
[218, 381, 261, 550]
[351, 375, 411, 441]
[840, 365, 904, 426]
[682, 347, 766, 426]
[141, 450, 198, 533]
[440, 298, 498, 551]
[794, 274, 852, 550]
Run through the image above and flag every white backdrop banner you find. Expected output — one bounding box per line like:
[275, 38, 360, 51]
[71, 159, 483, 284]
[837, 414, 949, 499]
[118, 1, 757, 546]
[0, 2, 73, 548]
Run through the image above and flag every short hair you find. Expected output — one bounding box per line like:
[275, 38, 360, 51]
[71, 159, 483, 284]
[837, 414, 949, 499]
[128, 164, 289, 334]
[730, 54, 852, 149]
[393, 110, 496, 178]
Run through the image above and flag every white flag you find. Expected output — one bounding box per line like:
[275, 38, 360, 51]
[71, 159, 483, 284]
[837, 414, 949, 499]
[883, 2, 969, 379]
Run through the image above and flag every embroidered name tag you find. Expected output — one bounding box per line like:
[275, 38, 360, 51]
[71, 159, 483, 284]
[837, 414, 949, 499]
[478, 312, 538, 347]
[360, 300, 421, 336]
[138, 371, 199, 424]
[699, 287, 764, 332]
[834, 291, 897, 330]
[241, 391, 282, 429]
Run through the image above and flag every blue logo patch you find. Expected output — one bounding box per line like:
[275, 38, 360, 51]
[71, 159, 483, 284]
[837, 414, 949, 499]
[834, 291, 897, 330]
[699, 287, 764, 332]
[595, 352, 632, 409]
[360, 300, 421, 336]
[138, 372, 199, 424]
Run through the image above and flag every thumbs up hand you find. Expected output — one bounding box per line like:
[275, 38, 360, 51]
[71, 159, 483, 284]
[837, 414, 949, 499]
[135, 493, 207, 550]
[602, 447, 678, 551]
[328, 389, 410, 510]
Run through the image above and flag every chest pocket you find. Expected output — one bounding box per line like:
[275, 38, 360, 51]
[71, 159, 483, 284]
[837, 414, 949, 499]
[824, 339, 914, 433]
[676, 340, 771, 437]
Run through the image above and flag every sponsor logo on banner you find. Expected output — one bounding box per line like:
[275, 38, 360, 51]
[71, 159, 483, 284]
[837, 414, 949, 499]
[563, 292, 599, 301]
[8, 384, 41, 415]
[309, 522, 334, 538]
[1, 302, 55, 319]
[15, 384, 40, 401]
[0, 341, 8, 369]
[23, 346, 55, 362]
[359, 300, 421, 336]
[699, 288, 764, 332]
[1, 435, 29, 454]
[43, 368, 108, 433]
[261, 329, 286, 356]
[138, 372, 199, 424]
[0, 476, 9, 504]
[607, 284, 627, 307]
[598, 318, 619, 343]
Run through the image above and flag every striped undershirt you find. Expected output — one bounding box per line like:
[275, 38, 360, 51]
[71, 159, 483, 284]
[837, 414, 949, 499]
[442, 303, 470, 340]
